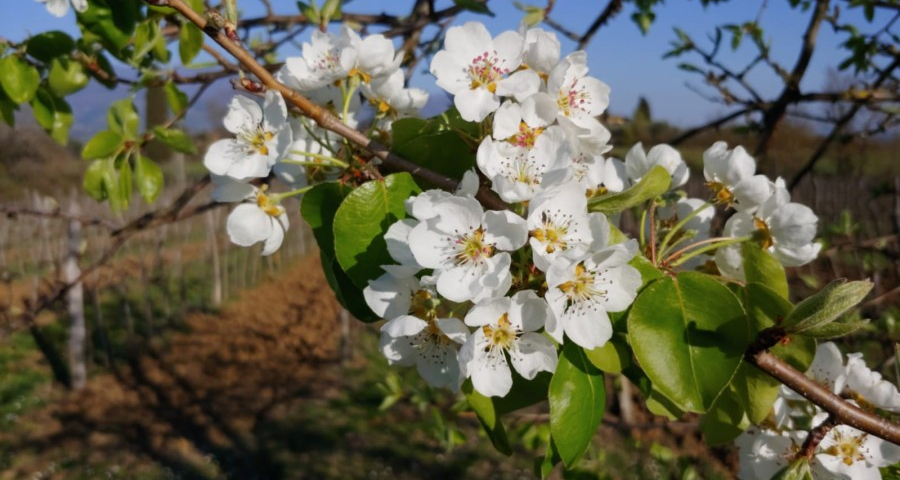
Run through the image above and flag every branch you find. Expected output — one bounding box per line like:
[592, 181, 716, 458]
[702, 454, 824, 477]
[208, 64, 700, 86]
[144, 0, 507, 211]
[576, 0, 624, 51]
[746, 346, 900, 445]
[667, 108, 751, 146]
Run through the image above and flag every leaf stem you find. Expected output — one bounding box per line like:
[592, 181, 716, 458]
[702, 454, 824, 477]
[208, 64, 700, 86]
[656, 200, 714, 259]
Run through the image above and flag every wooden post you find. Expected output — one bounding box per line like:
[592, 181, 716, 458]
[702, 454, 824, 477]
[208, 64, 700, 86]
[65, 199, 87, 390]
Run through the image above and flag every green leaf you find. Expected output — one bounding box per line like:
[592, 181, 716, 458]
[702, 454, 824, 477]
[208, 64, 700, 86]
[463, 382, 512, 455]
[0, 88, 16, 126]
[78, 0, 138, 55]
[783, 279, 873, 334]
[771, 458, 813, 480]
[179, 23, 204, 65]
[164, 82, 188, 115]
[153, 127, 197, 154]
[494, 370, 552, 414]
[301, 182, 377, 322]
[83, 158, 112, 201]
[134, 155, 163, 203]
[390, 117, 477, 190]
[82, 130, 124, 159]
[320, 0, 342, 21]
[333, 173, 421, 289]
[699, 384, 748, 445]
[297, 1, 321, 24]
[588, 166, 671, 214]
[115, 155, 133, 212]
[48, 58, 89, 96]
[0, 56, 40, 105]
[628, 272, 748, 413]
[31, 89, 73, 145]
[83, 156, 130, 213]
[537, 438, 561, 479]
[27, 31, 75, 62]
[107, 98, 140, 140]
[585, 336, 631, 373]
[742, 242, 789, 299]
[738, 283, 815, 423]
[549, 342, 605, 467]
[452, 0, 494, 15]
[801, 318, 870, 338]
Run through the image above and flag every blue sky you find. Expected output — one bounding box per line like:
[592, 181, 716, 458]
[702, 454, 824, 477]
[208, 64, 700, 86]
[0, 0, 883, 136]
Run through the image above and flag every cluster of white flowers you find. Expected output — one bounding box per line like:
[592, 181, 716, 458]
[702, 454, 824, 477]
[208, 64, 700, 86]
[737, 342, 900, 480]
[206, 26, 430, 255]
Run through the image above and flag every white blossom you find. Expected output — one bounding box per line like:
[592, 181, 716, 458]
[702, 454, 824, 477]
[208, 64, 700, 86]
[36, 0, 86, 17]
[527, 184, 609, 271]
[205, 91, 292, 181]
[430, 22, 539, 121]
[544, 240, 641, 349]
[813, 425, 900, 479]
[360, 70, 429, 129]
[735, 428, 806, 480]
[703, 141, 772, 212]
[845, 353, 900, 412]
[217, 183, 290, 257]
[545, 51, 610, 129]
[284, 27, 357, 90]
[459, 290, 558, 397]
[624, 142, 689, 189]
[380, 313, 469, 390]
[476, 126, 570, 203]
[407, 195, 528, 303]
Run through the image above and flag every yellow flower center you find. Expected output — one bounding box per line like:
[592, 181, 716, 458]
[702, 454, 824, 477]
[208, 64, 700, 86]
[256, 187, 285, 217]
[824, 430, 867, 466]
[482, 313, 517, 350]
[455, 228, 494, 265]
[531, 212, 569, 254]
[468, 51, 507, 93]
[507, 121, 544, 149]
[706, 181, 735, 205]
[753, 217, 774, 250]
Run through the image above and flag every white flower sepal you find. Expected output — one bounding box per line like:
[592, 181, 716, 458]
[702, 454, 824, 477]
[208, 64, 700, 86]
[407, 195, 528, 303]
[205, 91, 292, 181]
[544, 239, 642, 349]
[379, 314, 469, 390]
[459, 290, 558, 397]
[624, 142, 689, 189]
[219, 183, 290, 257]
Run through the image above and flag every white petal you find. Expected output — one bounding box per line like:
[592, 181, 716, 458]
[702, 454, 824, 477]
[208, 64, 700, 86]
[261, 215, 286, 256]
[483, 210, 528, 251]
[437, 317, 470, 344]
[224, 95, 262, 134]
[381, 315, 427, 338]
[363, 272, 417, 319]
[510, 332, 558, 379]
[226, 204, 271, 247]
[471, 343, 513, 397]
[563, 304, 612, 350]
[496, 70, 540, 101]
[454, 87, 500, 123]
[204, 139, 241, 176]
[416, 343, 460, 389]
[465, 297, 512, 328]
[379, 333, 416, 366]
[492, 101, 522, 140]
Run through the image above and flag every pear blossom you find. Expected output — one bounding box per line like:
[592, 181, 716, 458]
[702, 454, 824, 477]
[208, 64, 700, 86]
[360, 70, 429, 128]
[544, 51, 610, 128]
[521, 27, 561, 79]
[205, 91, 292, 181]
[364, 269, 424, 322]
[430, 22, 540, 121]
[380, 313, 469, 390]
[476, 126, 570, 203]
[624, 142, 689, 189]
[544, 240, 642, 349]
[715, 184, 821, 279]
[527, 184, 609, 271]
[812, 424, 900, 479]
[404, 169, 479, 221]
[459, 290, 558, 397]
[736, 428, 806, 480]
[407, 195, 528, 303]
[702, 141, 772, 212]
[284, 27, 357, 90]
[344, 29, 403, 83]
[491, 96, 556, 143]
[216, 182, 290, 256]
[36, 0, 86, 17]
[845, 353, 900, 412]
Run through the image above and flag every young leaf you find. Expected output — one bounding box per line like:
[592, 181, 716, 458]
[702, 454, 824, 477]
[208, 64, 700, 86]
[134, 155, 163, 203]
[48, 57, 89, 96]
[549, 342, 605, 467]
[107, 98, 140, 140]
[179, 23, 204, 65]
[164, 82, 189, 115]
[82, 130, 124, 159]
[742, 242, 788, 299]
[783, 279, 873, 334]
[0, 56, 40, 105]
[463, 382, 512, 455]
[31, 89, 73, 144]
[800, 318, 870, 338]
[153, 127, 197, 154]
[628, 272, 748, 413]
[26, 31, 76, 62]
[587, 166, 671, 214]
[452, 0, 494, 16]
[333, 173, 421, 289]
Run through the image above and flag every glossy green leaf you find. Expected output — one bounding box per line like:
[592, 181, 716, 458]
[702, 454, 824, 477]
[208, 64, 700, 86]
[0, 56, 40, 105]
[742, 242, 789, 299]
[164, 82, 188, 115]
[585, 335, 631, 373]
[83, 158, 112, 201]
[628, 272, 748, 413]
[115, 156, 133, 212]
[78, 0, 138, 55]
[537, 437, 561, 479]
[48, 58, 89, 96]
[463, 382, 512, 455]
[588, 166, 671, 214]
[0, 88, 16, 126]
[784, 279, 873, 334]
[31, 90, 73, 144]
[333, 173, 421, 289]
[179, 23, 204, 65]
[739, 283, 815, 423]
[699, 384, 748, 445]
[82, 130, 124, 159]
[26, 31, 75, 62]
[153, 127, 197, 154]
[452, 0, 494, 15]
[549, 342, 605, 467]
[134, 155, 163, 203]
[83, 156, 129, 213]
[107, 98, 140, 140]
[391, 117, 477, 190]
[301, 182, 377, 322]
